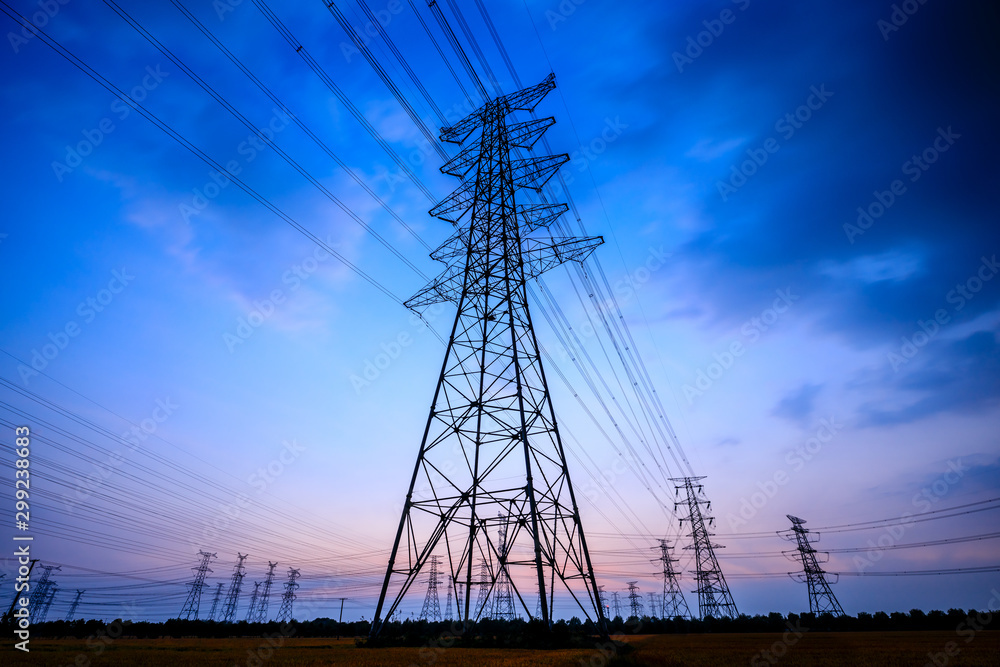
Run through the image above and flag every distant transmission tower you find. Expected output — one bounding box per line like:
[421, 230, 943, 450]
[245, 582, 261, 622]
[207, 582, 224, 621]
[419, 555, 442, 621]
[370, 73, 605, 637]
[781, 515, 846, 616]
[179, 550, 216, 620]
[220, 553, 247, 623]
[276, 568, 300, 623]
[654, 539, 692, 619]
[27, 565, 60, 620]
[475, 560, 491, 619]
[491, 512, 518, 621]
[626, 581, 643, 619]
[598, 585, 608, 618]
[610, 592, 623, 619]
[672, 477, 738, 619]
[251, 561, 278, 623]
[65, 590, 85, 622]
[444, 576, 454, 621]
[38, 585, 58, 623]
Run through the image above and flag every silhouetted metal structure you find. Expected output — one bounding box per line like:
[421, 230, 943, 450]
[276, 568, 300, 622]
[251, 561, 279, 623]
[27, 565, 59, 620]
[610, 591, 622, 619]
[179, 550, 216, 620]
[490, 512, 518, 621]
[419, 555, 442, 621]
[220, 553, 247, 623]
[371, 73, 604, 637]
[37, 585, 58, 623]
[782, 514, 846, 616]
[207, 582, 224, 621]
[626, 581, 643, 619]
[245, 582, 261, 622]
[65, 589, 85, 622]
[672, 477, 738, 619]
[654, 539, 692, 619]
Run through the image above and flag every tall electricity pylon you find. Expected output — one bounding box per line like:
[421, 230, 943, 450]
[37, 585, 58, 623]
[27, 565, 60, 619]
[220, 553, 247, 623]
[371, 72, 605, 637]
[276, 568, 300, 623]
[654, 539, 692, 619]
[419, 555, 442, 621]
[626, 581, 643, 619]
[491, 512, 518, 620]
[252, 561, 279, 623]
[672, 477, 738, 619]
[65, 589, 85, 622]
[245, 582, 261, 622]
[208, 582, 224, 621]
[610, 592, 622, 619]
[179, 550, 216, 620]
[781, 515, 846, 616]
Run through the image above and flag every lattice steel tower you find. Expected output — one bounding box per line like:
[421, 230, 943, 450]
[251, 561, 278, 623]
[208, 582, 224, 621]
[220, 553, 247, 623]
[491, 512, 518, 620]
[245, 582, 261, 622]
[38, 585, 58, 623]
[65, 590, 85, 622]
[419, 555, 442, 621]
[654, 539, 692, 619]
[626, 581, 643, 619]
[371, 73, 605, 637]
[179, 550, 216, 620]
[27, 565, 59, 619]
[276, 568, 300, 623]
[672, 477, 738, 619]
[782, 515, 846, 616]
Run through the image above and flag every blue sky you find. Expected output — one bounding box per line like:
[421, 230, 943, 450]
[0, 0, 998, 622]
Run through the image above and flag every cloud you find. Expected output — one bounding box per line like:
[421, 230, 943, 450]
[772, 383, 823, 424]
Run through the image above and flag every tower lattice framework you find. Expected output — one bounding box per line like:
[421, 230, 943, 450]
[672, 477, 738, 619]
[782, 515, 846, 616]
[27, 565, 59, 620]
[208, 582, 224, 621]
[419, 555, 443, 621]
[654, 539, 692, 619]
[179, 550, 216, 620]
[276, 568, 300, 623]
[65, 589, 85, 622]
[371, 74, 605, 636]
[251, 561, 279, 623]
[220, 553, 247, 623]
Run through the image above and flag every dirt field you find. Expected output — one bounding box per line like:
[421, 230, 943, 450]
[1, 632, 997, 666]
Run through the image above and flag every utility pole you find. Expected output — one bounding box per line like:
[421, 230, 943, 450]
[179, 550, 216, 620]
[65, 590, 85, 622]
[782, 515, 846, 616]
[653, 539, 691, 619]
[252, 561, 278, 623]
[220, 553, 248, 623]
[626, 581, 643, 619]
[370, 72, 605, 638]
[672, 477, 738, 619]
[208, 583, 224, 621]
[335, 597, 348, 639]
[276, 568, 300, 623]
[419, 555, 442, 621]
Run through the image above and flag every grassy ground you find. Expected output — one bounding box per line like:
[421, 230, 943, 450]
[1, 632, 997, 666]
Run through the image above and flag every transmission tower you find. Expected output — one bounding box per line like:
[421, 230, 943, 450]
[610, 592, 622, 619]
[654, 539, 692, 619]
[419, 555, 443, 621]
[208, 582, 224, 621]
[444, 576, 454, 621]
[626, 581, 643, 619]
[251, 561, 278, 623]
[65, 590, 85, 622]
[491, 512, 518, 621]
[220, 553, 247, 623]
[245, 582, 261, 622]
[371, 72, 605, 637]
[179, 550, 216, 620]
[276, 568, 300, 623]
[37, 585, 58, 623]
[672, 477, 738, 619]
[781, 515, 846, 616]
[597, 585, 608, 619]
[474, 560, 491, 619]
[27, 565, 60, 620]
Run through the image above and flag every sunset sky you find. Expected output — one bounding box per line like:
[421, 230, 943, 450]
[1, 0, 997, 622]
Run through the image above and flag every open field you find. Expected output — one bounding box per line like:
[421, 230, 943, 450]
[2, 632, 998, 666]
